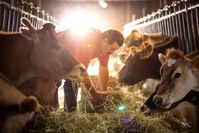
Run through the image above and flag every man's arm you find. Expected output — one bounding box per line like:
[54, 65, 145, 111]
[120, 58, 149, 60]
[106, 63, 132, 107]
[83, 71, 95, 93]
[99, 65, 109, 91]
[82, 71, 105, 105]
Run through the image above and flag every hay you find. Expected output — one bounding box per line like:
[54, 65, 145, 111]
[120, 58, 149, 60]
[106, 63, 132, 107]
[24, 76, 188, 133]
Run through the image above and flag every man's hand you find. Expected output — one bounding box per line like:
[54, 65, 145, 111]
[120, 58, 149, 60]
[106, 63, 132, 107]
[89, 87, 107, 105]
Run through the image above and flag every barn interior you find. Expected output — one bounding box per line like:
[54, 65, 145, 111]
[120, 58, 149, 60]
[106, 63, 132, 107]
[0, 0, 199, 133]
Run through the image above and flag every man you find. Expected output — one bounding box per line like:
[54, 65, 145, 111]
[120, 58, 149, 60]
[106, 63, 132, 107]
[57, 28, 124, 112]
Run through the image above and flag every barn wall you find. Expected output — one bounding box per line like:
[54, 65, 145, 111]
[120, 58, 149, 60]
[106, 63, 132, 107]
[0, 0, 55, 32]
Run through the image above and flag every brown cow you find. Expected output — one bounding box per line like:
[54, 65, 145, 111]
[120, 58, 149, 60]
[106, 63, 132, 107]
[0, 18, 83, 112]
[154, 48, 199, 109]
[141, 50, 199, 114]
[118, 30, 170, 63]
[152, 48, 199, 130]
[0, 73, 39, 133]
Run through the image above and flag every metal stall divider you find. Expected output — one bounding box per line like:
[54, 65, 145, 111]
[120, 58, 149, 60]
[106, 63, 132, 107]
[0, 0, 55, 32]
[124, 0, 199, 54]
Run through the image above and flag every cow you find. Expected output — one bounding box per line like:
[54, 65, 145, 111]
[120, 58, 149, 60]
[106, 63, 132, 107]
[153, 48, 199, 109]
[0, 73, 39, 133]
[118, 30, 170, 63]
[141, 49, 199, 115]
[0, 18, 83, 112]
[141, 49, 199, 131]
[118, 34, 199, 130]
[118, 36, 178, 85]
[0, 18, 80, 87]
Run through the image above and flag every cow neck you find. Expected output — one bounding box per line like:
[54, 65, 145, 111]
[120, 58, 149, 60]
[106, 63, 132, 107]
[13, 66, 43, 88]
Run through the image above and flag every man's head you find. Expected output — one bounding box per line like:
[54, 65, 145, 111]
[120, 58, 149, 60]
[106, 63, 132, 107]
[101, 29, 124, 55]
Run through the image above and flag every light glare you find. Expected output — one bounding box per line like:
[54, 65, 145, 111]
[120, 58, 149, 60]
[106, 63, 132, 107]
[59, 9, 106, 33]
[98, 0, 108, 8]
[117, 104, 127, 112]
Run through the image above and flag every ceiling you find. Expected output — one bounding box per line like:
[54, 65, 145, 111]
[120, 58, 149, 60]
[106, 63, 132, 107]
[58, 0, 153, 2]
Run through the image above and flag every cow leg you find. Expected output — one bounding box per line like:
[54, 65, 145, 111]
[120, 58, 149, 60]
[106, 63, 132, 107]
[63, 79, 78, 112]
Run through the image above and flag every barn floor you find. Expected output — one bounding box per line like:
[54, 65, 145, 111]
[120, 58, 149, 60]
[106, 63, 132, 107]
[23, 76, 191, 133]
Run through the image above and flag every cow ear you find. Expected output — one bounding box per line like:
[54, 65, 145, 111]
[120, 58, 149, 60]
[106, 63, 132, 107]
[158, 53, 167, 64]
[190, 55, 199, 70]
[130, 46, 140, 57]
[20, 28, 32, 40]
[20, 27, 39, 43]
[144, 44, 153, 58]
[20, 18, 39, 42]
[21, 18, 36, 32]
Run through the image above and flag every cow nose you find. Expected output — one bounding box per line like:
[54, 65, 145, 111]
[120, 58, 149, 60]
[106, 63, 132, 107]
[153, 95, 163, 106]
[140, 104, 148, 112]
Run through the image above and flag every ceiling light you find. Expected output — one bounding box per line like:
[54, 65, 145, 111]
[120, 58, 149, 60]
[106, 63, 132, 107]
[98, 0, 108, 8]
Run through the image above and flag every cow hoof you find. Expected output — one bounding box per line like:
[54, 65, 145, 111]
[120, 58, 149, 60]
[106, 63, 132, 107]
[20, 96, 39, 112]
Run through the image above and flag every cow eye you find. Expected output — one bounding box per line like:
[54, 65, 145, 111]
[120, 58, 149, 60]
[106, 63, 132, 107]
[51, 43, 60, 49]
[132, 39, 141, 46]
[173, 73, 181, 79]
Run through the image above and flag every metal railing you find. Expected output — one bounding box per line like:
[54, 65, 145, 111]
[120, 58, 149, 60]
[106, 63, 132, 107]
[0, 0, 55, 32]
[124, 0, 199, 54]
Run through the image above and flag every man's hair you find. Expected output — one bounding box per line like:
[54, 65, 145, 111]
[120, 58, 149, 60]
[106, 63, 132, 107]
[102, 30, 124, 46]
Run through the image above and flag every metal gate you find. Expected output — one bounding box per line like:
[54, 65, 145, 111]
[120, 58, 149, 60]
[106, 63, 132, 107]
[0, 0, 55, 32]
[124, 0, 199, 54]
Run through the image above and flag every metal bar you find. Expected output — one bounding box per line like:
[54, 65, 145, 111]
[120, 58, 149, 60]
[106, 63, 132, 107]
[173, 7, 181, 50]
[15, 12, 20, 31]
[2, 6, 7, 31]
[11, 9, 16, 32]
[190, 8, 197, 51]
[196, 6, 199, 50]
[176, 5, 185, 52]
[6, 7, 11, 32]
[0, 3, 2, 30]
[181, 9, 189, 53]
[129, 3, 199, 30]
[0, 0, 55, 32]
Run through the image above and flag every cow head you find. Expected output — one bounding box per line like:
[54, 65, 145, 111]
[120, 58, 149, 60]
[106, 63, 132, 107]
[141, 50, 199, 114]
[20, 18, 56, 43]
[20, 18, 80, 80]
[124, 30, 169, 60]
[141, 88, 199, 115]
[125, 30, 147, 48]
[118, 36, 178, 85]
[153, 48, 199, 109]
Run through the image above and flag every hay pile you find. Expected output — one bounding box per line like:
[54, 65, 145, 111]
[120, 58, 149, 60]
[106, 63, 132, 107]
[24, 76, 188, 133]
